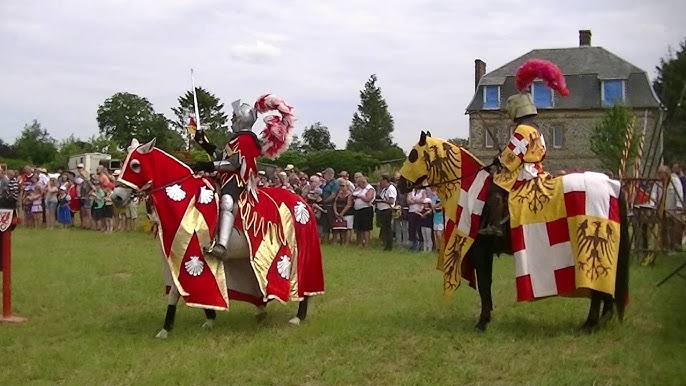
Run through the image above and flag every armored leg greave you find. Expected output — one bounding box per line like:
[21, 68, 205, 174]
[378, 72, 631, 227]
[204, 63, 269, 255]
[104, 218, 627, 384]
[207, 194, 236, 259]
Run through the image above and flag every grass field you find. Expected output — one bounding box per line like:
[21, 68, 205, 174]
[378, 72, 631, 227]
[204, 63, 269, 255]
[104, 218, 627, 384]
[1, 228, 685, 385]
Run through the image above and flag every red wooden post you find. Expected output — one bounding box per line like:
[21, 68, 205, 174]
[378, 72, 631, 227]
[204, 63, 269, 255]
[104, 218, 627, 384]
[1, 215, 26, 323]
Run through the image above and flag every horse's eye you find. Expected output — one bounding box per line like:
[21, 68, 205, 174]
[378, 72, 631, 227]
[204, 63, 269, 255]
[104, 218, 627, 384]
[130, 159, 141, 173]
[408, 149, 418, 163]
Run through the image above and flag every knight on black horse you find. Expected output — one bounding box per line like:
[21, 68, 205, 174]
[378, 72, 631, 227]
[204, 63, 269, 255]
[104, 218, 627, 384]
[397, 59, 630, 333]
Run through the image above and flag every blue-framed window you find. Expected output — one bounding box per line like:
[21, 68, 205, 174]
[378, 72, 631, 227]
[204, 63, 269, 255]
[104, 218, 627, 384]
[532, 82, 553, 108]
[602, 80, 625, 107]
[483, 86, 500, 109]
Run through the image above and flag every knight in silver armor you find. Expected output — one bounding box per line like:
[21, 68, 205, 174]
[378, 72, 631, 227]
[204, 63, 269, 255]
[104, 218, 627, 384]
[194, 99, 259, 259]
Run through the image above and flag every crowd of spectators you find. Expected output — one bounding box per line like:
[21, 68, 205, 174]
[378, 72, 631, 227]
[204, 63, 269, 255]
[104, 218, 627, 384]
[256, 164, 445, 252]
[0, 164, 139, 233]
[0, 161, 457, 253]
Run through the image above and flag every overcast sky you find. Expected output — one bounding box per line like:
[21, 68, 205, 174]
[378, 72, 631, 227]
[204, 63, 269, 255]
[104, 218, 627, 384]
[1, 0, 684, 152]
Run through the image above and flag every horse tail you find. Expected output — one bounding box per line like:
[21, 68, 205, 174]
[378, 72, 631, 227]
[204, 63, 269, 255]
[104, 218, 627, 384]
[615, 188, 631, 321]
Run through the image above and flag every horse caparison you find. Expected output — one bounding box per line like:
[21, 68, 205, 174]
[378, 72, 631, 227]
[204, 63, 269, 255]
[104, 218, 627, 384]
[112, 138, 321, 338]
[398, 131, 630, 333]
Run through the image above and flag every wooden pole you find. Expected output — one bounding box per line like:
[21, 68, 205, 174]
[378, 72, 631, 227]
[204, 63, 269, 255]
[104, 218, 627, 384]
[1, 216, 26, 323]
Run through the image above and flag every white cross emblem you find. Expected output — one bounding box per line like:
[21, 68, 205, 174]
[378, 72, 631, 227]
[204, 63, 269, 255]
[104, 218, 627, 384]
[510, 136, 529, 156]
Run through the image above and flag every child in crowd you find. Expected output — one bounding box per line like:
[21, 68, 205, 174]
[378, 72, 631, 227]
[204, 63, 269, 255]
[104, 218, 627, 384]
[56, 186, 72, 228]
[90, 181, 105, 231]
[103, 185, 114, 233]
[307, 187, 326, 239]
[432, 196, 444, 253]
[27, 185, 44, 228]
[420, 197, 434, 252]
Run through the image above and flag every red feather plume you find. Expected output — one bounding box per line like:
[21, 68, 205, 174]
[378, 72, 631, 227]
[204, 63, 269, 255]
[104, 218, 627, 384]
[515, 59, 570, 97]
[254, 94, 295, 160]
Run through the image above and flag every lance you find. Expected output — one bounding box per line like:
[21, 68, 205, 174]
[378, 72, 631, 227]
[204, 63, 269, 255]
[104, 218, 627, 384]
[475, 110, 504, 155]
[185, 69, 202, 156]
[191, 68, 201, 128]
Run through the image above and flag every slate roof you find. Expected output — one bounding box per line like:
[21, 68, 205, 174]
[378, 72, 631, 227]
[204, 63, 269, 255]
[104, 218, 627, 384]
[466, 46, 661, 111]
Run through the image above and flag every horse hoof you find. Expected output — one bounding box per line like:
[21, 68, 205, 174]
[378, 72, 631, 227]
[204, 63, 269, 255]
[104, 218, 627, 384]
[288, 317, 301, 326]
[155, 329, 168, 339]
[579, 321, 598, 334]
[255, 309, 267, 322]
[599, 311, 614, 326]
[473, 324, 487, 333]
[201, 319, 215, 330]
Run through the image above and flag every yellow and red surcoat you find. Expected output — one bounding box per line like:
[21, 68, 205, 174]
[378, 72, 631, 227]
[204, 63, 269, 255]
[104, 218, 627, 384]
[218, 131, 261, 194]
[493, 122, 548, 192]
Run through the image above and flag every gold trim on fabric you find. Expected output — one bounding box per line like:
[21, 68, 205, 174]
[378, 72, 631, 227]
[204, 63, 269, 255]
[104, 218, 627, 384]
[278, 203, 300, 301]
[167, 195, 229, 308]
[251, 225, 282, 300]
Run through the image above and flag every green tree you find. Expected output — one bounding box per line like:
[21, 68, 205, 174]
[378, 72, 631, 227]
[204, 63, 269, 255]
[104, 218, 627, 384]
[0, 138, 18, 159]
[171, 87, 229, 148]
[148, 113, 185, 152]
[346, 74, 402, 160]
[589, 105, 639, 175]
[653, 39, 686, 165]
[301, 122, 335, 152]
[448, 137, 469, 149]
[267, 150, 307, 169]
[301, 150, 378, 175]
[97, 92, 175, 150]
[13, 120, 58, 165]
[289, 134, 303, 152]
[88, 134, 126, 160]
[48, 135, 96, 170]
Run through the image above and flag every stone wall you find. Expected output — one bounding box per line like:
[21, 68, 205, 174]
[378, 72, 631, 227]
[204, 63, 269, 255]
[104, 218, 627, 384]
[467, 108, 662, 176]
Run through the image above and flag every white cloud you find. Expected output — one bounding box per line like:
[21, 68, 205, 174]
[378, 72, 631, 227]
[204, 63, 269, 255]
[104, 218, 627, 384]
[229, 41, 282, 64]
[0, 0, 684, 153]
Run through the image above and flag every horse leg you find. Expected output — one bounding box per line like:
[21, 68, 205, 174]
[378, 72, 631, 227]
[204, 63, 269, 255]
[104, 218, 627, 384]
[580, 290, 603, 333]
[202, 309, 217, 329]
[255, 303, 267, 322]
[473, 245, 494, 332]
[599, 295, 615, 326]
[289, 296, 310, 326]
[156, 286, 181, 339]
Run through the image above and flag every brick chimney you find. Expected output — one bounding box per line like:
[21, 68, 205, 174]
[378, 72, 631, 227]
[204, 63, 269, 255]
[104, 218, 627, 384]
[475, 59, 486, 90]
[579, 30, 592, 47]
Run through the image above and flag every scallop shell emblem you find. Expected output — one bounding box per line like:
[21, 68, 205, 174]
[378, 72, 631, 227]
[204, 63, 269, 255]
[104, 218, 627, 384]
[198, 186, 214, 204]
[165, 184, 186, 201]
[184, 256, 204, 276]
[276, 255, 291, 280]
[294, 201, 310, 224]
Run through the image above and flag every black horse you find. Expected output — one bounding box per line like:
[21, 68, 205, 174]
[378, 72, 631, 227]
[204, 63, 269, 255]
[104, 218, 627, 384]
[397, 131, 630, 333]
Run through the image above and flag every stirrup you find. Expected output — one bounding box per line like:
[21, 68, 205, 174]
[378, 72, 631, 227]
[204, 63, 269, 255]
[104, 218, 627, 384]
[477, 225, 504, 236]
[207, 244, 228, 260]
[203, 239, 217, 254]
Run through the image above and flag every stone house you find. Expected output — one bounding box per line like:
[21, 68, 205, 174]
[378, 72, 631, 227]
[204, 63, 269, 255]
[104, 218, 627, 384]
[465, 30, 662, 175]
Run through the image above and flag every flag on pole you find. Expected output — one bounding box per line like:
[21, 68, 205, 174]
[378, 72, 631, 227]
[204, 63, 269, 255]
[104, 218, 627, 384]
[187, 116, 197, 136]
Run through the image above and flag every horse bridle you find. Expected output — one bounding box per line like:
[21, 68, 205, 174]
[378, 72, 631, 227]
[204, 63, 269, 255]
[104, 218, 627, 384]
[406, 162, 494, 191]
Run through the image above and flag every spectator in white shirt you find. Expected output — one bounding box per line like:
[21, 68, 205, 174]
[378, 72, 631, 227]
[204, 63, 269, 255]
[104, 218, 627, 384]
[376, 174, 397, 251]
[352, 176, 375, 248]
[406, 187, 428, 252]
[651, 165, 684, 251]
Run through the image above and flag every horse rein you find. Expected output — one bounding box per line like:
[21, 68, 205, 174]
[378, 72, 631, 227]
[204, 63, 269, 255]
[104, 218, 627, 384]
[409, 162, 494, 190]
[148, 174, 195, 194]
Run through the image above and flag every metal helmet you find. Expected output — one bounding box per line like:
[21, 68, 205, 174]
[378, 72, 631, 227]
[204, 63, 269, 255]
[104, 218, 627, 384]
[505, 93, 537, 121]
[231, 99, 257, 132]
